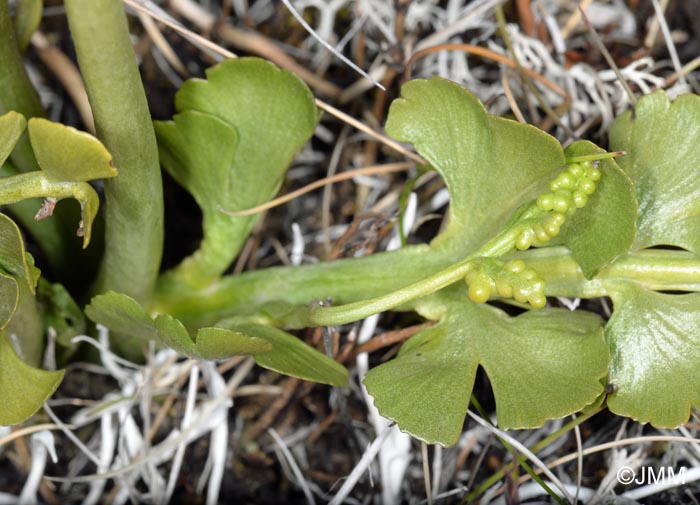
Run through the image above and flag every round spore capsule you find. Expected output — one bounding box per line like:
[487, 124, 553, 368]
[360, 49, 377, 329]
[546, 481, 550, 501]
[533, 223, 550, 243]
[552, 191, 572, 213]
[527, 293, 547, 309]
[505, 259, 526, 273]
[529, 277, 545, 293]
[513, 289, 528, 304]
[572, 190, 588, 208]
[522, 268, 537, 281]
[496, 280, 513, 298]
[515, 229, 534, 250]
[578, 177, 596, 195]
[568, 163, 584, 177]
[537, 193, 555, 211]
[544, 220, 561, 237]
[468, 275, 492, 303]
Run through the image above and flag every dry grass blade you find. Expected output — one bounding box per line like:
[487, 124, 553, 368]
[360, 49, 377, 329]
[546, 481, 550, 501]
[404, 43, 570, 101]
[579, 6, 637, 106]
[220, 162, 413, 217]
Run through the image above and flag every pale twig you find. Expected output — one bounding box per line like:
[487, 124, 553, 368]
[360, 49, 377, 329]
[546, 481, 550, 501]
[45, 358, 255, 483]
[314, 100, 426, 164]
[559, 0, 594, 40]
[19, 431, 57, 505]
[405, 43, 570, 101]
[164, 364, 200, 502]
[662, 56, 700, 88]
[579, 7, 637, 106]
[465, 410, 574, 503]
[513, 435, 700, 489]
[164, 0, 341, 97]
[30, 32, 95, 134]
[44, 404, 101, 467]
[650, 0, 685, 86]
[573, 415, 583, 505]
[644, 0, 669, 49]
[501, 73, 527, 123]
[0, 425, 60, 449]
[322, 126, 350, 251]
[279, 0, 383, 90]
[328, 424, 393, 505]
[123, 0, 235, 59]
[268, 428, 316, 505]
[137, 10, 188, 77]
[421, 442, 433, 505]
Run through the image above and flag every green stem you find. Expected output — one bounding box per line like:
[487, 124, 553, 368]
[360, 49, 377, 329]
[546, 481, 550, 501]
[155, 244, 438, 327]
[156, 216, 530, 328]
[158, 243, 700, 330]
[519, 247, 700, 297]
[289, 211, 533, 327]
[0, 0, 42, 173]
[0, 2, 86, 277]
[64, 0, 164, 303]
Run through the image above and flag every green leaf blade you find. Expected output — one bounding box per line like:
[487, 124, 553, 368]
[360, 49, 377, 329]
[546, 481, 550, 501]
[28, 117, 117, 182]
[559, 141, 637, 277]
[0, 111, 26, 167]
[157, 57, 319, 286]
[363, 318, 476, 446]
[0, 273, 19, 330]
[607, 286, 700, 427]
[385, 77, 566, 254]
[610, 91, 700, 255]
[364, 290, 608, 446]
[84, 291, 158, 342]
[220, 321, 348, 386]
[194, 327, 272, 360]
[0, 213, 36, 292]
[0, 332, 64, 425]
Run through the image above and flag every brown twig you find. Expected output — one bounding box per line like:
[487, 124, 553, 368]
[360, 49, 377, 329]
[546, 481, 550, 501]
[243, 377, 301, 442]
[404, 43, 570, 102]
[346, 321, 434, 361]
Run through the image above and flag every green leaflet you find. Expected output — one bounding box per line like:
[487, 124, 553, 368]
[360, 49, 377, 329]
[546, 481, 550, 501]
[0, 272, 18, 330]
[84, 291, 272, 360]
[155, 57, 319, 288]
[364, 288, 608, 446]
[558, 141, 637, 278]
[0, 111, 26, 166]
[12, 0, 43, 51]
[28, 118, 117, 182]
[85, 292, 348, 385]
[0, 209, 64, 425]
[0, 213, 43, 364]
[0, 115, 117, 248]
[385, 77, 566, 256]
[0, 212, 37, 292]
[607, 285, 700, 427]
[0, 331, 64, 426]
[217, 320, 348, 386]
[610, 91, 700, 255]
[601, 92, 700, 427]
